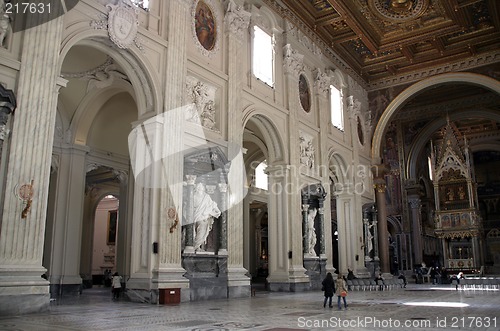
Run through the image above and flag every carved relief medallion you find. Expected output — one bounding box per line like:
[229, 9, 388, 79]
[107, 0, 139, 49]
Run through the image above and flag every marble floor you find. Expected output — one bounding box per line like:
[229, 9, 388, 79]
[0, 283, 499, 331]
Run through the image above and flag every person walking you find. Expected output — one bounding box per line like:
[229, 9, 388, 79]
[335, 273, 348, 310]
[321, 272, 335, 308]
[111, 272, 122, 300]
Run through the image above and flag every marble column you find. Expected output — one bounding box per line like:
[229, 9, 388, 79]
[224, 0, 251, 297]
[302, 202, 309, 256]
[374, 180, 390, 275]
[363, 218, 371, 260]
[183, 175, 196, 253]
[0, 14, 64, 315]
[114, 170, 129, 277]
[318, 204, 325, 256]
[408, 195, 423, 265]
[218, 182, 228, 254]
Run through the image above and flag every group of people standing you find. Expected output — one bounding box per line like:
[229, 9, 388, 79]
[321, 272, 348, 310]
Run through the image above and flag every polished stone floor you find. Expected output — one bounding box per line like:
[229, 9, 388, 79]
[0, 283, 499, 331]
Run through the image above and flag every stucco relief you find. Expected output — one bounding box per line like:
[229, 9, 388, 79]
[90, 0, 143, 51]
[299, 131, 315, 169]
[347, 95, 372, 146]
[185, 76, 219, 132]
[62, 57, 130, 92]
[224, 0, 251, 41]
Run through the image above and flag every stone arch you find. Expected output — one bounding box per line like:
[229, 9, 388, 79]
[59, 33, 161, 118]
[372, 72, 500, 163]
[406, 109, 500, 179]
[72, 84, 134, 146]
[242, 109, 286, 164]
[250, 5, 282, 35]
[328, 149, 350, 186]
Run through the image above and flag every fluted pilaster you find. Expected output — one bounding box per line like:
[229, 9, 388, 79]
[0, 14, 64, 314]
[225, 0, 251, 294]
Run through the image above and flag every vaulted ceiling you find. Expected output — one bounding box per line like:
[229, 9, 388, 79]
[275, 0, 500, 86]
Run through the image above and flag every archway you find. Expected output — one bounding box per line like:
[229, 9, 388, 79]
[370, 72, 500, 278]
[242, 110, 285, 291]
[43, 36, 157, 296]
[328, 150, 356, 275]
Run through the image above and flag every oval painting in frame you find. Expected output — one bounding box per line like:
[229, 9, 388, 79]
[299, 74, 311, 113]
[195, 1, 217, 51]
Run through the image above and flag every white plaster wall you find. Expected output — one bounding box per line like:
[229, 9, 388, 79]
[92, 198, 119, 275]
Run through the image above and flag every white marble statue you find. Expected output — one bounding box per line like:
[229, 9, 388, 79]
[307, 208, 317, 256]
[193, 182, 221, 252]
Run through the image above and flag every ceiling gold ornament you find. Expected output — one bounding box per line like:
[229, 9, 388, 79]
[368, 0, 429, 22]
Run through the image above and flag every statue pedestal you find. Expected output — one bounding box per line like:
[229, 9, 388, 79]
[182, 254, 227, 301]
[304, 256, 327, 290]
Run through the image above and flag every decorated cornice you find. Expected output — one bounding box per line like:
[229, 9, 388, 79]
[262, 0, 366, 88]
[367, 51, 500, 91]
[224, 0, 251, 41]
[285, 21, 323, 59]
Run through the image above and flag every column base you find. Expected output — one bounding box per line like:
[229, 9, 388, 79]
[227, 267, 250, 298]
[0, 269, 50, 315]
[304, 257, 327, 290]
[355, 266, 371, 279]
[183, 254, 228, 301]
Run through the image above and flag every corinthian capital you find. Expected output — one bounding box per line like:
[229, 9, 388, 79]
[373, 183, 386, 193]
[283, 44, 304, 77]
[224, 0, 251, 41]
[313, 68, 330, 97]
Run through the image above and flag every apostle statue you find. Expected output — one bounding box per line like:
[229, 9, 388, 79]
[307, 208, 318, 256]
[193, 182, 221, 252]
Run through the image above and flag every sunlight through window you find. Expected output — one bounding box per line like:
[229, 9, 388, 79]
[252, 26, 274, 86]
[330, 85, 343, 130]
[255, 161, 268, 190]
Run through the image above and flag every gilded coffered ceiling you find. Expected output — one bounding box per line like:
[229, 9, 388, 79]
[273, 0, 500, 87]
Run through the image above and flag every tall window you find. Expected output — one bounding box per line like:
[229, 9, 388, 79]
[252, 26, 274, 87]
[330, 84, 344, 130]
[254, 161, 268, 190]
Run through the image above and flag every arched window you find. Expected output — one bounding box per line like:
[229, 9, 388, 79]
[252, 26, 274, 87]
[254, 161, 268, 190]
[330, 84, 344, 130]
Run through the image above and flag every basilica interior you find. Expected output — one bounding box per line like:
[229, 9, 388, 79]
[0, 0, 499, 316]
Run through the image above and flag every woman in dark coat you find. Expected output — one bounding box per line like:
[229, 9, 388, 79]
[322, 272, 335, 308]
